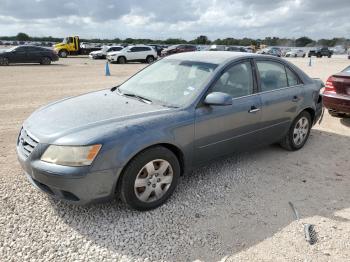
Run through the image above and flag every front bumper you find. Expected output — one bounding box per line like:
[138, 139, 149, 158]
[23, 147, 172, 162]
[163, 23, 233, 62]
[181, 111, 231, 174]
[323, 92, 350, 114]
[17, 144, 121, 205]
[107, 56, 117, 62]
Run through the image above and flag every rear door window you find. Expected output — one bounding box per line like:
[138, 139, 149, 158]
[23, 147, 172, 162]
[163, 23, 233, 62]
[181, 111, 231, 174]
[256, 61, 288, 91]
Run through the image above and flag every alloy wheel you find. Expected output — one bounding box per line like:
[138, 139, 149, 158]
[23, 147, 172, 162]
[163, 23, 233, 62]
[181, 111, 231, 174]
[293, 116, 309, 146]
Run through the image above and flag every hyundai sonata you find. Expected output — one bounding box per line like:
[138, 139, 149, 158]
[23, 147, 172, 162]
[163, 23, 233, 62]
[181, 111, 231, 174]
[17, 52, 323, 210]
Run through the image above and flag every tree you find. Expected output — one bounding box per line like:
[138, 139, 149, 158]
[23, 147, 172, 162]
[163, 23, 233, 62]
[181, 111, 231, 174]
[295, 37, 313, 47]
[16, 32, 30, 41]
[193, 35, 210, 45]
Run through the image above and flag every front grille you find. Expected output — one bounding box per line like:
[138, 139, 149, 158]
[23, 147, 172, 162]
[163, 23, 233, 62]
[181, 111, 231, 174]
[18, 128, 39, 158]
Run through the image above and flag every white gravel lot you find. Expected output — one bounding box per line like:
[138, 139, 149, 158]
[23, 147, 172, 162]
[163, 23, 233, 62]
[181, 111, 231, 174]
[0, 55, 349, 261]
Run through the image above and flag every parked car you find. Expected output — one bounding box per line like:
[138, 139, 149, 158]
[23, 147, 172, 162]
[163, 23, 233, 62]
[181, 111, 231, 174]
[0, 45, 59, 65]
[160, 44, 197, 56]
[148, 44, 164, 57]
[106, 45, 157, 64]
[225, 46, 247, 52]
[89, 45, 124, 59]
[258, 48, 282, 57]
[17, 52, 323, 210]
[308, 47, 333, 58]
[285, 49, 306, 57]
[322, 65, 350, 117]
[209, 45, 226, 51]
[347, 48, 350, 59]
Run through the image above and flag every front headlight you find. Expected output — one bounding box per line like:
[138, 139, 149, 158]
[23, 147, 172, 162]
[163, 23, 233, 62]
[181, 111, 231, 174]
[41, 144, 102, 166]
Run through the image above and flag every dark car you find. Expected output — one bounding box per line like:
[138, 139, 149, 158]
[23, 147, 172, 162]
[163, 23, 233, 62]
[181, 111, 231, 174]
[225, 46, 247, 52]
[160, 44, 197, 56]
[308, 47, 333, 58]
[0, 45, 59, 65]
[322, 65, 350, 117]
[148, 44, 164, 56]
[17, 52, 323, 210]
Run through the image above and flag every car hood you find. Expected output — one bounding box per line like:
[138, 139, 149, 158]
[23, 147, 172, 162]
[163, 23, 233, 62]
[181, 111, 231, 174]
[24, 89, 171, 141]
[108, 51, 123, 56]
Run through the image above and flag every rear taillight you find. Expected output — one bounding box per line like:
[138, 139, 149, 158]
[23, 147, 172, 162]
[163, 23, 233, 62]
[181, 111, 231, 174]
[324, 76, 335, 93]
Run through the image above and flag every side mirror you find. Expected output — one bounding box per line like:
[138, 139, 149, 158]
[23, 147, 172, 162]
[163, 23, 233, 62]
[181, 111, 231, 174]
[204, 92, 232, 106]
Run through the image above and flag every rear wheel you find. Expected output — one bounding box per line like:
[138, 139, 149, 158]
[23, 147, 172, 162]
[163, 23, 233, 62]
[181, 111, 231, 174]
[0, 57, 9, 66]
[119, 146, 180, 211]
[118, 56, 126, 64]
[302, 54, 306, 58]
[146, 55, 155, 63]
[280, 111, 311, 151]
[58, 50, 68, 58]
[40, 57, 51, 65]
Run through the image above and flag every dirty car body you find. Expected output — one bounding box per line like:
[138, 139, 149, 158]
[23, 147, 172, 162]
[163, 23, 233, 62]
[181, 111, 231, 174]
[17, 52, 323, 209]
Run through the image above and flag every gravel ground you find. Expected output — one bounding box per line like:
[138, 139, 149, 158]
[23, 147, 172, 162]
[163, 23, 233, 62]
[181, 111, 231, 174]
[0, 56, 349, 261]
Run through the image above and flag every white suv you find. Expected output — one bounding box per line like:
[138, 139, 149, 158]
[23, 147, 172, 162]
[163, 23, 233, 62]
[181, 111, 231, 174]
[107, 45, 157, 64]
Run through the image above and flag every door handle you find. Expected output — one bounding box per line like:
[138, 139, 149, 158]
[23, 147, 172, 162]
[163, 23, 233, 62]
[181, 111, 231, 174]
[248, 106, 261, 113]
[292, 95, 301, 102]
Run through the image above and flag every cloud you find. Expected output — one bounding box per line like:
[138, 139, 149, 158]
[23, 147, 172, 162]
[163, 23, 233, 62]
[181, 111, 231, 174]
[0, 0, 349, 39]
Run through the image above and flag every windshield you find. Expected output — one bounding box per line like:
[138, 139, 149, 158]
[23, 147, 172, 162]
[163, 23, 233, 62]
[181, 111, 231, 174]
[118, 59, 218, 107]
[62, 37, 68, 44]
[7, 46, 18, 52]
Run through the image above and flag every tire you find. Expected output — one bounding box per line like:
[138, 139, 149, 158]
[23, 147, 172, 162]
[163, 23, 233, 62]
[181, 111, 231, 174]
[0, 57, 9, 66]
[328, 55, 331, 58]
[118, 56, 126, 64]
[294, 54, 297, 58]
[280, 111, 312, 151]
[59, 50, 68, 58]
[40, 57, 51, 65]
[146, 55, 155, 63]
[302, 54, 306, 58]
[119, 146, 180, 211]
[328, 110, 344, 118]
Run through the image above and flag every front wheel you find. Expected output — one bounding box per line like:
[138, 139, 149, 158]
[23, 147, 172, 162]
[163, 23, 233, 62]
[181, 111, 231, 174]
[118, 56, 126, 64]
[280, 111, 312, 151]
[119, 146, 180, 211]
[58, 50, 68, 58]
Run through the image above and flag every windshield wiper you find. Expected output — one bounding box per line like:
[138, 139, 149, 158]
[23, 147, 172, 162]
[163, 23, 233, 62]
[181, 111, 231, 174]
[123, 93, 152, 104]
[116, 87, 152, 104]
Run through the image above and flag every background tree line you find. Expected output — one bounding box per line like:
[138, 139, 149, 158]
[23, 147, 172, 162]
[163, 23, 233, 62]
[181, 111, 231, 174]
[1, 33, 350, 48]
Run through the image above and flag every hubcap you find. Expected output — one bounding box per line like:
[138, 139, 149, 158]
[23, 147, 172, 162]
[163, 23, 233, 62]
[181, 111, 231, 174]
[293, 117, 309, 146]
[134, 159, 173, 203]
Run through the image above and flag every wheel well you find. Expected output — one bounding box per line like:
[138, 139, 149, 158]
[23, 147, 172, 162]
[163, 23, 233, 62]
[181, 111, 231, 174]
[114, 143, 185, 195]
[303, 107, 315, 123]
[118, 56, 126, 60]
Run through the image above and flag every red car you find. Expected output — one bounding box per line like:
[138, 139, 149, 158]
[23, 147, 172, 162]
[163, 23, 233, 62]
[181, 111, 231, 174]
[323, 65, 350, 117]
[160, 44, 197, 56]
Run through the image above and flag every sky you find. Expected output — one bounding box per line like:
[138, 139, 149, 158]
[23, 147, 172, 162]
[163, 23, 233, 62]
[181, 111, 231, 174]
[0, 0, 349, 40]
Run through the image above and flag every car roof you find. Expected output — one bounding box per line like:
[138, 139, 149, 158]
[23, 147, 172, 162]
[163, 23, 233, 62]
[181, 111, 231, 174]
[163, 51, 258, 64]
